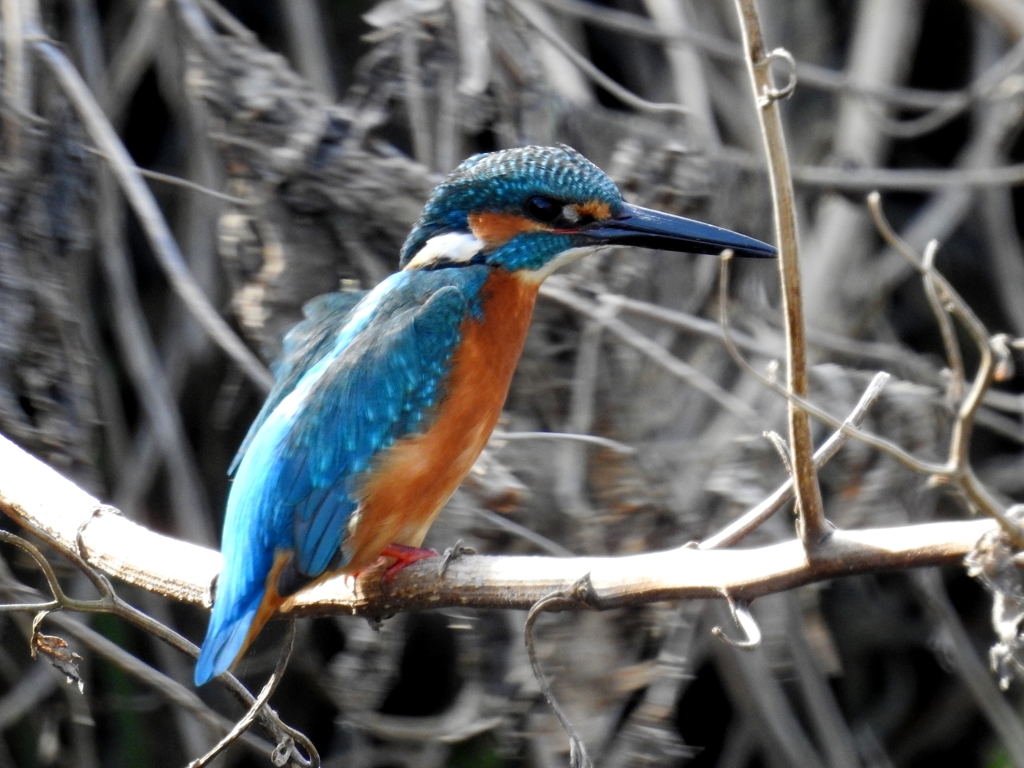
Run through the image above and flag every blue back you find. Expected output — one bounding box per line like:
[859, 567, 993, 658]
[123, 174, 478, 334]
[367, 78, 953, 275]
[195, 267, 489, 683]
[228, 291, 368, 476]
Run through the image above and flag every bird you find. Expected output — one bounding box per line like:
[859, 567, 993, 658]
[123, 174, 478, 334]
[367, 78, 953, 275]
[194, 144, 775, 685]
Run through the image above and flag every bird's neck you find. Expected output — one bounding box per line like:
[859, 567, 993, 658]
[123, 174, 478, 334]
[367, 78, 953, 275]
[471, 269, 541, 369]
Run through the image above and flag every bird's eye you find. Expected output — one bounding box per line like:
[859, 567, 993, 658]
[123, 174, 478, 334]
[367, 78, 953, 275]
[525, 196, 562, 223]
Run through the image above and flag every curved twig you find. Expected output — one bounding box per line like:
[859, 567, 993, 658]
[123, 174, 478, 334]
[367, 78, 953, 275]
[532, 0, 1001, 111]
[189, 620, 306, 768]
[711, 596, 762, 650]
[716, 254, 957, 476]
[0, 495, 314, 766]
[541, 284, 759, 420]
[524, 580, 597, 768]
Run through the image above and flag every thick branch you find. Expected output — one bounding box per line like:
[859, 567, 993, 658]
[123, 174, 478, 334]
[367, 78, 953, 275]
[0, 433, 997, 620]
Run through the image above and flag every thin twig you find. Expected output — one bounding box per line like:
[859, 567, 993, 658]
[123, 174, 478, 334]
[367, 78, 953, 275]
[865, 194, 1024, 544]
[82, 146, 254, 204]
[541, 284, 759, 420]
[2, 510, 317, 766]
[525, 583, 597, 768]
[492, 430, 636, 455]
[698, 372, 889, 550]
[733, 0, 827, 547]
[591, 286, 777, 358]
[719, 144, 1024, 190]
[0, 580, 283, 762]
[874, 33, 1024, 140]
[472, 507, 575, 557]
[716, 254, 951, 478]
[763, 431, 794, 476]
[921, 241, 966, 403]
[189, 620, 298, 768]
[532, 0, 982, 110]
[586, 280, 936, 379]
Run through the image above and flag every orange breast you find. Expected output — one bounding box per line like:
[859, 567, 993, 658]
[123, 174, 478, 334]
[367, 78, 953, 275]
[339, 270, 539, 573]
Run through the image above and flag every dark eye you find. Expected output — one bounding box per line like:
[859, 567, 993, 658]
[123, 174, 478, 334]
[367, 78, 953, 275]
[525, 196, 562, 223]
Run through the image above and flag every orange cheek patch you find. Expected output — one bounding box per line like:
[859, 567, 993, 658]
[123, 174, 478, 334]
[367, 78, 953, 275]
[468, 212, 546, 248]
[576, 200, 612, 220]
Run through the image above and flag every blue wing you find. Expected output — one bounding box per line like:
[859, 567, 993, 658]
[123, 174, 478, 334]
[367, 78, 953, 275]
[228, 290, 368, 476]
[195, 267, 488, 684]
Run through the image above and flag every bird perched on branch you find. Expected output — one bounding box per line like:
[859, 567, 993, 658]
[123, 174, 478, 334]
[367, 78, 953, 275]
[194, 144, 774, 685]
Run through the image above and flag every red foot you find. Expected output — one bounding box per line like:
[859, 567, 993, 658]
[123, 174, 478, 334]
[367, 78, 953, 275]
[380, 543, 439, 582]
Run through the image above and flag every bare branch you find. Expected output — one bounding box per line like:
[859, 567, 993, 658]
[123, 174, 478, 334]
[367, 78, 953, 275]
[733, 0, 827, 547]
[0, 432, 1001, 622]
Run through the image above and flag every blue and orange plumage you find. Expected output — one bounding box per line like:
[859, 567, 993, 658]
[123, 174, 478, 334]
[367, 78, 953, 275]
[194, 145, 775, 685]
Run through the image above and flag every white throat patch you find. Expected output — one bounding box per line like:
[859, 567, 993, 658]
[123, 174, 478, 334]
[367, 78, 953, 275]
[403, 232, 484, 271]
[516, 246, 600, 284]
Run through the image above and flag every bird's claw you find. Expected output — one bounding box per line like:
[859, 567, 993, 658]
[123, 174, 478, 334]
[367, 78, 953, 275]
[439, 540, 476, 576]
[379, 543, 440, 582]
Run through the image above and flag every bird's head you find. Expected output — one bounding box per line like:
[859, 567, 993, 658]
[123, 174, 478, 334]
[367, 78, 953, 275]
[400, 145, 775, 279]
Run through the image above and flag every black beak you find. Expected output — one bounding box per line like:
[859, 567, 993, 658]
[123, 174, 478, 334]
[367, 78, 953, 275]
[577, 203, 776, 259]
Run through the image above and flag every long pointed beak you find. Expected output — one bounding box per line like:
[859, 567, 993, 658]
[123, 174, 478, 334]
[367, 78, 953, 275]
[577, 202, 777, 258]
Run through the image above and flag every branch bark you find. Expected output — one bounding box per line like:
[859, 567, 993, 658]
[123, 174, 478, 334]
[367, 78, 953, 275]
[0, 432, 998, 620]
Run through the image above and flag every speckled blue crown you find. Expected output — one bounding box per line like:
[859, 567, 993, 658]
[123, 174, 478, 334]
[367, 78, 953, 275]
[400, 145, 622, 267]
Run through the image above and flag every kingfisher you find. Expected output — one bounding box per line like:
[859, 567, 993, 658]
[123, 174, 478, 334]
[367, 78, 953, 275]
[194, 145, 774, 685]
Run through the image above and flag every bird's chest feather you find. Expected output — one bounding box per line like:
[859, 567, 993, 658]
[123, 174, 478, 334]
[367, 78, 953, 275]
[345, 270, 538, 568]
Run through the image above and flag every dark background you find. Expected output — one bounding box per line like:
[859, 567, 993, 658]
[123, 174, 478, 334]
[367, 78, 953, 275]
[1, 0, 1024, 766]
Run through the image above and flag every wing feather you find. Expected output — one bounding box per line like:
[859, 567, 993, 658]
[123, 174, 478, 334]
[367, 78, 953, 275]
[229, 290, 368, 476]
[196, 267, 487, 685]
[288, 283, 472, 574]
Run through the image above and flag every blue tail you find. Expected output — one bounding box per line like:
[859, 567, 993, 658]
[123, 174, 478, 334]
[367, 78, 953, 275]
[194, 595, 262, 685]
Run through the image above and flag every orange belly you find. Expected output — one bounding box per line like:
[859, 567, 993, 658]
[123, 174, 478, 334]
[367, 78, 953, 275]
[338, 269, 539, 573]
